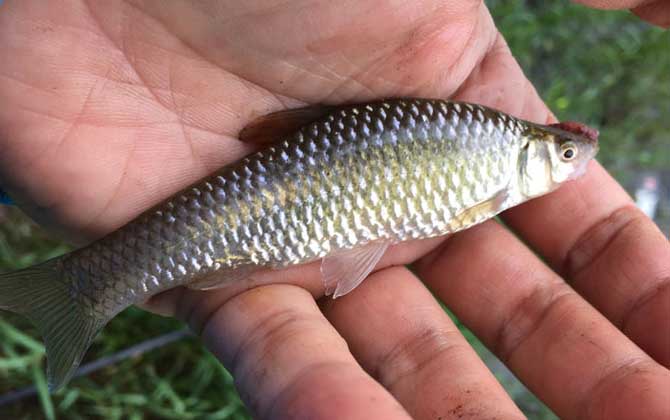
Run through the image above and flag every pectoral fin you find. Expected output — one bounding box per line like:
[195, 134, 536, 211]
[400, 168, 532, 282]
[453, 189, 509, 227]
[239, 105, 334, 144]
[321, 241, 390, 299]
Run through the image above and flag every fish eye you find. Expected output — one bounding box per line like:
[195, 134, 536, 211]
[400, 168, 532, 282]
[560, 142, 578, 161]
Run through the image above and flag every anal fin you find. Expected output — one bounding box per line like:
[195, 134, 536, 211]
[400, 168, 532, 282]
[321, 241, 390, 299]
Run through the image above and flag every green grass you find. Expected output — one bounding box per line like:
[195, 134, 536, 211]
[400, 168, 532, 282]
[1, 2, 668, 419]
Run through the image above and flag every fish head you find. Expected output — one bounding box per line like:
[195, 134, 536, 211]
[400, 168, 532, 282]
[519, 121, 599, 198]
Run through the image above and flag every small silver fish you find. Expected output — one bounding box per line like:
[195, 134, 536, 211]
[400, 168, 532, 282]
[0, 98, 598, 389]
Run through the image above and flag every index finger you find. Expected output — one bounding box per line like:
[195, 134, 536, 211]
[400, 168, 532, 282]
[502, 162, 670, 366]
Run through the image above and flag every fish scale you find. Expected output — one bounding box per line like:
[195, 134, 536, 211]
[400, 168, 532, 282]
[0, 97, 599, 389]
[71, 101, 491, 312]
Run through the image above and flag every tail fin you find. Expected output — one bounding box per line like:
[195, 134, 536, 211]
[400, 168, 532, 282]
[0, 260, 106, 390]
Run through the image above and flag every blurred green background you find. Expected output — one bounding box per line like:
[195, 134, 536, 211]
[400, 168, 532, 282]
[1, 1, 668, 419]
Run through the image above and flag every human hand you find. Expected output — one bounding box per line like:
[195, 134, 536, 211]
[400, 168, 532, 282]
[1, 1, 668, 419]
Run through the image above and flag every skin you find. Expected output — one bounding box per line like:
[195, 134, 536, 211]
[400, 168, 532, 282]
[0, 0, 668, 418]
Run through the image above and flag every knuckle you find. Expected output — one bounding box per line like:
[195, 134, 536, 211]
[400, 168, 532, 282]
[493, 281, 575, 361]
[622, 278, 670, 328]
[229, 308, 347, 417]
[563, 204, 645, 280]
[563, 203, 670, 327]
[580, 358, 664, 420]
[374, 326, 465, 389]
[231, 308, 329, 373]
[266, 361, 358, 420]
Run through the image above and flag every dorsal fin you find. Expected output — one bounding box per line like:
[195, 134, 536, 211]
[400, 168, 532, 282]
[238, 105, 335, 144]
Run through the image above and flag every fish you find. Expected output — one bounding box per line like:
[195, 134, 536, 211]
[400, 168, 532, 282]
[0, 98, 599, 390]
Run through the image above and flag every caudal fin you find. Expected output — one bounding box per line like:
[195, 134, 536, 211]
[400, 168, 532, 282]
[0, 260, 106, 390]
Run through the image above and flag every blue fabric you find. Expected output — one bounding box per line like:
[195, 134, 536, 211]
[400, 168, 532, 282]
[0, 188, 14, 205]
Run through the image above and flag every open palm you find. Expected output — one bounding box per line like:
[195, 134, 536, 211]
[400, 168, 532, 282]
[1, 1, 669, 419]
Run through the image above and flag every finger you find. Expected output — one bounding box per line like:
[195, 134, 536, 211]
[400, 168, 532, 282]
[322, 266, 525, 420]
[185, 284, 411, 420]
[502, 163, 670, 366]
[632, 0, 670, 27]
[574, 0, 670, 27]
[415, 220, 670, 419]
[574, 0, 657, 8]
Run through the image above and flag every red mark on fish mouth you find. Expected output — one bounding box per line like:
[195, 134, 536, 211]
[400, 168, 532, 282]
[550, 121, 599, 142]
